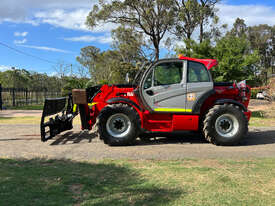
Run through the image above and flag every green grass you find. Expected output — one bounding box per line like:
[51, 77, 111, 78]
[6, 104, 44, 110]
[0, 158, 274, 206]
[249, 110, 275, 127]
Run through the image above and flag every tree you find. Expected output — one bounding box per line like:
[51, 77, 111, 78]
[175, 32, 260, 82]
[230, 18, 248, 38]
[86, 0, 175, 60]
[175, 39, 215, 58]
[111, 26, 148, 62]
[77, 26, 148, 85]
[173, 0, 219, 43]
[203, 16, 227, 42]
[212, 35, 260, 82]
[248, 24, 274, 77]
[198, 0, 219, 43]
[76, 46, 102, 84]
[173, 0, 200, 41]
[62, 76, 89, 95]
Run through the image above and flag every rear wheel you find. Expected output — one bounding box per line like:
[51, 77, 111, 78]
[203, 104, 248, 146]
[97, 104, 140, 146]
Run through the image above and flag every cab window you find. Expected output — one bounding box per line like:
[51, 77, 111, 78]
[154, 62, 183, 86]
[188, 61, 210, 83]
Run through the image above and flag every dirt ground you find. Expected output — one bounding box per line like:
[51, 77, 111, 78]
[0, 110, 42, 117]
[249, 99, 275, 115]
[0, 124, 274, 160]
[0, 100, 274, 160]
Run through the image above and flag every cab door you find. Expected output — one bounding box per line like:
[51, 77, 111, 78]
[140, 60, 188, 112]
[186, 61, 214, 113]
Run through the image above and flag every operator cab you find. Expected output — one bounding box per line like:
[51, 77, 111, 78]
[139, 56, 216, 113]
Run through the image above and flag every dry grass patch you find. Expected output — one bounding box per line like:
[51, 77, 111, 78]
[0, 115, 81, 125]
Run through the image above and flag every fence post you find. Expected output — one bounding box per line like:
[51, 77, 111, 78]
[12, 88, 15, 107]
[25, 88, 28, 105]
[0, 84, 2, 110]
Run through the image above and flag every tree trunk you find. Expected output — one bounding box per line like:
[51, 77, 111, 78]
[153, 38, 160, 60]
[155, 47, 160, 60]
[200, 21, 204, 43]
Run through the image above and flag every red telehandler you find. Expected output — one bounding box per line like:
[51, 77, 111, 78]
[41, 55, 251, 146]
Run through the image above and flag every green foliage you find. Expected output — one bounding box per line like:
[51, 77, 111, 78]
[250, 89, 260, 99]
[62, 76, 89, 96]
[0, 69, 62, 91]
[76, 46, 138, 85]
[77, 27, 145, 85]
[248, 24, 274, 76]
[213, 35, 260, 82]
[175, 39, 215, 58]
[176, 36, 260, 82]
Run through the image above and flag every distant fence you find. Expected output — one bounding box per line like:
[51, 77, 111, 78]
[0, 84, 61, 110]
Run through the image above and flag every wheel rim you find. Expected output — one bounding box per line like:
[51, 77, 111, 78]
[106, 113, 132, 138]
[215, 114, 239, 138]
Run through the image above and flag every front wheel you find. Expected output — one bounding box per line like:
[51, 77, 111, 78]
[97, 104, 140, 146]
[203, 104, 248, 146]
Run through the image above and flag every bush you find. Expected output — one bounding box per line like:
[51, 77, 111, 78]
[251, 89, 260, 99]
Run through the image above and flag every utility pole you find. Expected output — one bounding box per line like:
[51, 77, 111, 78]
[12, 66, 16, 88]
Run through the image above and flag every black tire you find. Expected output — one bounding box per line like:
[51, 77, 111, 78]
[97, 104, 140, 146]
[203, 104, 248, 146]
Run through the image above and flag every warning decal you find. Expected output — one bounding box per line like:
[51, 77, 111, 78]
[187, 93, 196, 101]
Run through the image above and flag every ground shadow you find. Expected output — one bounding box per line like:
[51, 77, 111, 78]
[240, 129, 275, 146]
[12, 128, 273, 147]
[135, 129, 275, 147]
[0, 137, 39, 141]
[135, 132, 208, 146]
[0, 158, 183, 206]
[50, 130, 97, 146]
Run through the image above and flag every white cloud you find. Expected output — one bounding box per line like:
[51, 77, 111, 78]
[14, 31, 28, 37]
[63, 35, 113, 44]
[0, 0, 116, 32]
[14, 38, 27, 44]
[0, 0, 94, 23]
[34, 9, 117, 32]
[18, 44, 72, 53]
[34, 9, 90, 31]
[217, 4, 275, 27]
[0, 65, 11, 72]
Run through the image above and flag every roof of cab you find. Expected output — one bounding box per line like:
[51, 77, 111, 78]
[178, 54, 218, 70]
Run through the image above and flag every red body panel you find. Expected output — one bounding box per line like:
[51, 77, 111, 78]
[178, 55, 218, 70]
[200, 85, 251, 116]
[85, 83, 251, 133]
[172, 115, 199, 131]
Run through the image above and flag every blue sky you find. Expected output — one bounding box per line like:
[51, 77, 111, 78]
[0, 0, 275, 75]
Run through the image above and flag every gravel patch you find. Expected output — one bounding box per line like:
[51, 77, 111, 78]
[0, 124, 275, 160]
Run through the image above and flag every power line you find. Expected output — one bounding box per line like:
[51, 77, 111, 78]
[0, 41, 57, 64]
